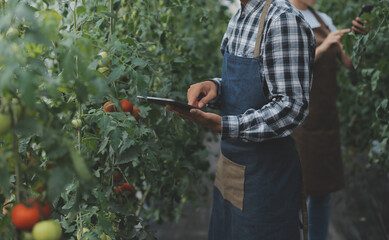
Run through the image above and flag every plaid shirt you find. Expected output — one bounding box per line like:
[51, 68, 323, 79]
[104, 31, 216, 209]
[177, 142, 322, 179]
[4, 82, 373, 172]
[211, 0, 315, 142]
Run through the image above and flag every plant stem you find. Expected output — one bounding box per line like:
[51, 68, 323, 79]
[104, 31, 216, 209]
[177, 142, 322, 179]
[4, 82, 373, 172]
[2, 0, 5, 16]
[110, 0, 114, 41]
[73, 0, 78, 31]
[135, 185, 151, 217]
[78, 104, 82, 152]
[13, 133, 21, 204]
[73, 0, 82, 152]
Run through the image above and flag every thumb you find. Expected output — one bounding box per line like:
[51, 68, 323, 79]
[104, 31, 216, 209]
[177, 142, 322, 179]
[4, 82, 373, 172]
[198, 93, 215, 108]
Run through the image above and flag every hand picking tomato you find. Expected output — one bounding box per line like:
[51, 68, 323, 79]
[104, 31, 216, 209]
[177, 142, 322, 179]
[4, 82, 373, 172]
[120, 99, 133, 113]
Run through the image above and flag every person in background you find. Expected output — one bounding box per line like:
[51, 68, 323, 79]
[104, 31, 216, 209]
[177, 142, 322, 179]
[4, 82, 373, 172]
[289, 0, 370, 239]
[167, 0, 316, 239]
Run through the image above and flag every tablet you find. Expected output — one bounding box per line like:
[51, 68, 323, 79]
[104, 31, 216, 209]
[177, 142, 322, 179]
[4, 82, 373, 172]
[137, 96, 200, 110]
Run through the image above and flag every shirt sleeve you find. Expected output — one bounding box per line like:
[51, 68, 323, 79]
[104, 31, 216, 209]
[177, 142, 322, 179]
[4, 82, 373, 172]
[221, 12, 315, 142]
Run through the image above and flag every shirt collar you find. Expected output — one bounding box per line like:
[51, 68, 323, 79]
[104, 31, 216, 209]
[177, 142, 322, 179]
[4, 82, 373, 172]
[242, 0, 266, 14]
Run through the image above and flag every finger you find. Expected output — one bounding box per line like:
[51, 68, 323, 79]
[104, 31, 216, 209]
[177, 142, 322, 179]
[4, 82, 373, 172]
[337, 29, 351, 35]
[197, 92, 216, 108]
[187, 85, 202, 107]
[356, 17, 368, 24]
[352, 20, 364, 29]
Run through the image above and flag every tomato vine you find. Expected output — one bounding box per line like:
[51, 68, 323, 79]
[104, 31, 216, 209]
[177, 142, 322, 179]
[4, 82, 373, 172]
[0, 0, 229, 239]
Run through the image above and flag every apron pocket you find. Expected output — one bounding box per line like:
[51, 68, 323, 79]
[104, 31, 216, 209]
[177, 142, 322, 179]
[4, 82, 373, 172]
[214, 153, 246, 211]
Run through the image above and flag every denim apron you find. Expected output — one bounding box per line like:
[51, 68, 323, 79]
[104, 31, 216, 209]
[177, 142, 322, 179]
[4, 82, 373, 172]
[208, 1, 302, 239]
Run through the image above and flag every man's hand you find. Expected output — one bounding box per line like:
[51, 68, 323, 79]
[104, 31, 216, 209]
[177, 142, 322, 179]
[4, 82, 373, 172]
[352, 17, 370, 35]
[187, 80, 218, 108]
[166, 105, 222, 133]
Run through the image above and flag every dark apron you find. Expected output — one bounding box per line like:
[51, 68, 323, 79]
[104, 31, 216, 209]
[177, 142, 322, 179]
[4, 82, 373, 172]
[208, 1, 302, 239]
[292, 7, 344, 196]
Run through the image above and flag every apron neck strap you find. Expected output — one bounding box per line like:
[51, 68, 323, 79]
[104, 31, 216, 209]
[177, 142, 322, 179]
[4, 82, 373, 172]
[254, 0, 274, 58]
[308, 6, 330, 32]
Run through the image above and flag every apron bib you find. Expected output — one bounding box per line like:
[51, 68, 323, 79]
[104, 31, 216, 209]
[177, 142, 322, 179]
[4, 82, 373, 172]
[292, 7, 344, 196]
[208, 1, 302, 239]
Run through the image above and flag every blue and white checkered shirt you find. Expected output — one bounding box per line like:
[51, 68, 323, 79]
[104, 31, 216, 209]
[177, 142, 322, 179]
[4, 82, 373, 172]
[211, 0, 315, 142]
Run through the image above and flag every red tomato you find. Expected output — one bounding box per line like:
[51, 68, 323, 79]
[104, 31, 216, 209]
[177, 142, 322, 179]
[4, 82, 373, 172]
[113, 172, 121, 181]
[120, 182, 135, 194]
[120, 100, 133, 113]
[103, 101, 115, 112]
[132, 106, 141, 121]
[25, 198, 52, 219]
[115, 182, 135, 197]
[11, 204, 40, 231]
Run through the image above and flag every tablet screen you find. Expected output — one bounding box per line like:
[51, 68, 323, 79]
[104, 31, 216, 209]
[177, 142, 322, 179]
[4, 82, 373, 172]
[137, 96, 200, 110]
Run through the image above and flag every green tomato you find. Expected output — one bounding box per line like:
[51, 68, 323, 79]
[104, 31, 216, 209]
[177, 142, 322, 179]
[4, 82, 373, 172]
[23, 231, 34, 240]
[6, 27, 19, 39]
[100, 232, 113, 240]
[0, 113, 12, 135]
[97, 67, 110, 76]
[77, 227, 90, 240]
[32, 220, 62, 240]
[71, 119, 82, 128]
[98, 51, 111, 67]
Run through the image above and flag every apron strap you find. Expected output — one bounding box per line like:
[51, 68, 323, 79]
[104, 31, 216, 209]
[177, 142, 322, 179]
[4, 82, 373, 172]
[308, 6, 331, 34]
[253, 0, 274, 58]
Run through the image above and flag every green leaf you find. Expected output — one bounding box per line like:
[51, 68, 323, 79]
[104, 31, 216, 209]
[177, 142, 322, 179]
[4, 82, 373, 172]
[371, 70, 381, 91]
[98, 137, 109, 154]
[101, 11, 117, 20]
[107, 67, 124, 84]
[48, 167, 74, 202]
[77, 6, 87, 15]
[173, 57, 186, 63]
[109, 128, 123, 152]
[116, 147, 139, 165]
[132, 58, 148, 68]
[70, 150, 93, 181]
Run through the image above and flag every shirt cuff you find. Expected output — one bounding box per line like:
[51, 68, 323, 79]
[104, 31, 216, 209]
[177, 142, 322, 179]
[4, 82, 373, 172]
[221, 115, 240, 140]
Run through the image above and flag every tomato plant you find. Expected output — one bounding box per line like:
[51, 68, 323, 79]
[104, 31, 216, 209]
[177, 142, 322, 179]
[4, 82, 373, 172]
[0, 0, 229, 239]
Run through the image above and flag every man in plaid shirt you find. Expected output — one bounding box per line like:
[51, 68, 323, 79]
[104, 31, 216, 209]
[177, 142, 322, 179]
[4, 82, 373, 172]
[168, 0, 315, 239]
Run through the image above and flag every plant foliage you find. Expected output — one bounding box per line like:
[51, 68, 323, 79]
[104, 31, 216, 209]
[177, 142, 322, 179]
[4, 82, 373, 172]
[0, 0, 229, 239]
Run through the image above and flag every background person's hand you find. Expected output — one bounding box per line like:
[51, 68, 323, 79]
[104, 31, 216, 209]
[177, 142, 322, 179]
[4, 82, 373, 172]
[321, 29, 351, 51]
[166, 105, 222, 132]
[352, 17, 370, 35]
[187, 80, 218, 108]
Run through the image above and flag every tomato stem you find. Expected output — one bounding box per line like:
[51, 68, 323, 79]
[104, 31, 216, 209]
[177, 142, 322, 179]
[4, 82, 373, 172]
[135, 185, 151, 217]
[73, 0, 78, 32]
[1, 0, 5, 16]
[13, 133, 21, 204]
[109, 0, 114, 41]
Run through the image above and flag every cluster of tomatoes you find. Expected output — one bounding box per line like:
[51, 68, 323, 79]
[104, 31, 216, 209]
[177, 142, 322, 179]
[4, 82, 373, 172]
[113, 171, 136, 199]
[10, 198, 62, 240]
[103, 99, 141, 121]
